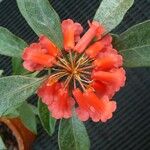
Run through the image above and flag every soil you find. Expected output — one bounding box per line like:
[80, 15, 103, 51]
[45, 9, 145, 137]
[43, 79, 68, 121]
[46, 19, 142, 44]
[0, 122, 19, 150]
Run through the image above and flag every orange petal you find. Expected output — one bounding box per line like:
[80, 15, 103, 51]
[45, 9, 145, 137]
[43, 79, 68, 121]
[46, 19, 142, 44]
[39, 35, 59, 57]
[83, 90, 105, 112]
[85, 41, 105, 58]
[73, 88, 87, 109]
[30, 53, 55, 67]
[92, 68, 126, 89]
[61, 19, 75, 51]
[93, 53, 123, 70]
[91, 81, 107, 97]
[74, 21, 100, 53]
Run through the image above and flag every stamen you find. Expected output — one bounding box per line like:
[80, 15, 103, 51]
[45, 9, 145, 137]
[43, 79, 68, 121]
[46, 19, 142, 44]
[55, 62, 71, 71]
[52, 68, 66, 71]
[47, 71, 69, 85]
[49, 49, 93, 91]
[78, 57, 90, 66]
[75, 54, 86, 70]
[73, 77, 77, 89]
[57, 57, 71, 71]
[78, 70, 91, 75]
[80, 78, 92, 84]
[75, 75, 86, 92]
[80, 74, 92, 82]
[76, 53, 85, 65]
[64, 74, 73, 89]
[69, 51, 74, 68]
[74, 52, 78, 64]
[79, 65, 94, 70]
[49, 71, 67, 78]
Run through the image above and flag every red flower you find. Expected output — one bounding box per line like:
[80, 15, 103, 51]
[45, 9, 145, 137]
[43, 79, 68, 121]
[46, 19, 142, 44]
[61, 19, 83, 51]
[38, 82, 74, 119]
[22, 19, 126, 122]
[73, 88, 116, 122]
[74, 21, 104, 53]
[22, 36, 59, 71]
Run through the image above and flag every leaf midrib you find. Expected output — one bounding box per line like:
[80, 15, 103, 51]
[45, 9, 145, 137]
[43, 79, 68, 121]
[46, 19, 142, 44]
[119, 44, 150, 52]
[71, 117, 78, 150]
[0, 77, 43, 100]
[98, 0, 130, 22]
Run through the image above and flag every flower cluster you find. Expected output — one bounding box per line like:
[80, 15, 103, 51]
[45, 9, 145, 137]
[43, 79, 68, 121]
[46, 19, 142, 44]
[22, 19, 126, 122]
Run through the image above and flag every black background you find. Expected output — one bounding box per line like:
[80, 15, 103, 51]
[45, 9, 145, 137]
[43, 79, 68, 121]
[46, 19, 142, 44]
[0, 0, 150, 150]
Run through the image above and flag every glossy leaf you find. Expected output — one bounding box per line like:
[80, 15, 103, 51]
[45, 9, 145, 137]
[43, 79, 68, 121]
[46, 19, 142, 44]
[18, 102, 37, 133]
[38, 100, 56, 135]
[94, 0, 134, 32]
[0, 76, 44, 116]
[113, 20, 150, 67]
[58, 113, 90, 150]
[0, 27, 27, 57]
[16, 0, 63, 49]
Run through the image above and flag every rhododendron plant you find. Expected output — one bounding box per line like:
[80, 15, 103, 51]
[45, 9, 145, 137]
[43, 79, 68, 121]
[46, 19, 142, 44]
[0, 0, 149, 149]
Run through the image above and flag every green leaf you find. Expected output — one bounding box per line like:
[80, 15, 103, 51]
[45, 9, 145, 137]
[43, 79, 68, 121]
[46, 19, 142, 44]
[16, 0, 63, 49]
[12, 57, 28, 75]
[5, 109, 20, 118]
[0, 76, 44, 116]
[0, 27, 27, 57]
[26, 71, 39, 78]
[94, 0, 134, 32]
[0, 136, 6, 150]
[38, 100, 56, 136]
[58, 113, 90, 150]
[113, 20, 150, 67]
[0, 70, 3, 76]
[18, 102, 37, 133]
[28, 103, 39, 115]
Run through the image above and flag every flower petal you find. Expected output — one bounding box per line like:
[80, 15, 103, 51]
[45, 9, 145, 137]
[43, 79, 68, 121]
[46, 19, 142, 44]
[74, 21, 101, 53]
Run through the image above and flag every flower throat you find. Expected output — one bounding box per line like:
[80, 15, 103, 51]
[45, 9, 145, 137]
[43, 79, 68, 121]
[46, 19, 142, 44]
[47, 50, 93, 91]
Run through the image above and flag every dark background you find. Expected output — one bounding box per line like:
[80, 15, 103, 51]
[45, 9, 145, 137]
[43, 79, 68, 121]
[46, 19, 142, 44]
[0, 0, 150, 149]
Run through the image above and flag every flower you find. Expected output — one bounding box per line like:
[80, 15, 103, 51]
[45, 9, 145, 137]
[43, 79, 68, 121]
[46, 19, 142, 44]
[73, 88, 116, 122]
[22, 36, 59, 72]
[22, 19, 126, 122]
[38, 82, 74, 119]
[61, 19, 83, 50]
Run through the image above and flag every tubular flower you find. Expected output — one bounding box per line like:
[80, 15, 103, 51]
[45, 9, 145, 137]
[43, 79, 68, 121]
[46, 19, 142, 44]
[22, 19, 126, 122]
[61, 19, 83, 51]
[73, 89, 116, 122]
[22, 35, 59, 71]
[38, 82, 74, 119]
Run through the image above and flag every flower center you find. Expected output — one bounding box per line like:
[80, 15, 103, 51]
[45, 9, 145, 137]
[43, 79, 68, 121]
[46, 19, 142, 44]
[47, 50, 94, 91]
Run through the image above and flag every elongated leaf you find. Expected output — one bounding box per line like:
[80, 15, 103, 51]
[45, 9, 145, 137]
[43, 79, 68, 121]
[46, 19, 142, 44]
[28, 103, 39, 115]
[16, 0, 63, 49]
[94, 0, 134, 32]
[5, 109, 20, 118]
[0, 27, 27, 57]
[0, 70, 3, 76]
[0, 76, 44, 116]
[12, 57, 28, 75]
[113, 20, 150, 67]
[58, 114, 90, 150]
[18, 102, 37, 133]
[38, 100, 56, 135]
[0, 137, 6, 150]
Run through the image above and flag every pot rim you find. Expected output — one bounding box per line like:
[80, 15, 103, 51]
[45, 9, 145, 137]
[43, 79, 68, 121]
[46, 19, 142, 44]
[0, 117, 24, 150]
